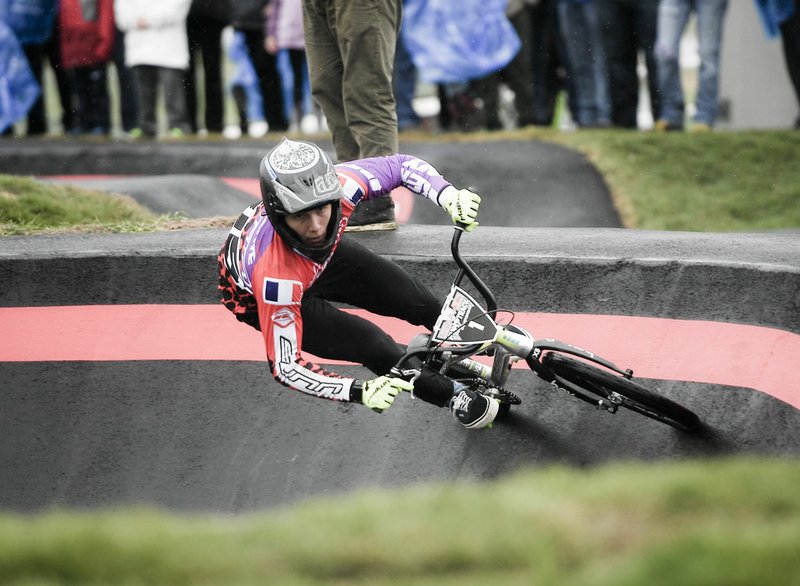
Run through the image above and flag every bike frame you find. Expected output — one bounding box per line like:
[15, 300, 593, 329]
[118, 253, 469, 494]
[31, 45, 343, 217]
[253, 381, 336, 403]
[392, 227, 636, 413]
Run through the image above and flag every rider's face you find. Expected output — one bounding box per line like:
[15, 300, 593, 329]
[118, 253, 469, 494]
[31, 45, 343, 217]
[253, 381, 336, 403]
[285, 203, 333, 247]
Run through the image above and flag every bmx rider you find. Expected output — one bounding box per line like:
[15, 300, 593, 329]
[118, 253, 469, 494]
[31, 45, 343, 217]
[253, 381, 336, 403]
[218, 138, 499, 429]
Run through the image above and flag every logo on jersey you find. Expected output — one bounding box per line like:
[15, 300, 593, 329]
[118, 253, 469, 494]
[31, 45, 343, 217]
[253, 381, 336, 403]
[263, 277, 303, 305]
[272, 307, 296, 327]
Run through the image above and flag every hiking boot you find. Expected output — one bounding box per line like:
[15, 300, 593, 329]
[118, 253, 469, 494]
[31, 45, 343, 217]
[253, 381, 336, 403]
[450, 388, 499, 429]
[345, 197, 398, 232]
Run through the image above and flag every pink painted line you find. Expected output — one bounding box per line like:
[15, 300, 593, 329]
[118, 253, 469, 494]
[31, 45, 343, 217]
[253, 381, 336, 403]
[47, 174, 133, 180]
[1, 305, 797, 410]
[219, 177, 261, 197]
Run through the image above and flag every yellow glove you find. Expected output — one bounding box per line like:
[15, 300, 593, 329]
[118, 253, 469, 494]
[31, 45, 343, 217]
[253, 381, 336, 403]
[441, 187, 481, 232]
[359, 376, 414, 413]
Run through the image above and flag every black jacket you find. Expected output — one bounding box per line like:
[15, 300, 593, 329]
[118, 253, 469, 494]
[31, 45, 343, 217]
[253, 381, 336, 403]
[231, 0, 268, 30]
[190, 0, 234, 24]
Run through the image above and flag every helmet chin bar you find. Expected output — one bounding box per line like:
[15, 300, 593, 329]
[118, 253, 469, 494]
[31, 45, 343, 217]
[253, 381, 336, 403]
[275, 200, 342, 263]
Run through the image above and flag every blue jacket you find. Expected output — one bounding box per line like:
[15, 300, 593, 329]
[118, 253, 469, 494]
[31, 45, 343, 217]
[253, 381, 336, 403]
[754, 0, 795, 38]
[0, 0, 57, 45]
[0, 20, 41, 132]
[401, 0, 521, 83]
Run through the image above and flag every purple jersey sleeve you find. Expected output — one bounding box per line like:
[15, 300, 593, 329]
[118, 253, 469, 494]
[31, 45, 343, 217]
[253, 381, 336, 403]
[335, 154, 453, 206]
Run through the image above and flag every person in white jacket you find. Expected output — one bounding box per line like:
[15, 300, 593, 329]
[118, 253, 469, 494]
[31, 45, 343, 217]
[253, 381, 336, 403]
[114, 0, 193, 138]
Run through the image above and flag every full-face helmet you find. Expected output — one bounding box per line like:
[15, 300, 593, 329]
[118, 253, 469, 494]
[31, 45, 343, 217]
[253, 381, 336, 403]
[260, 138, 344, 261]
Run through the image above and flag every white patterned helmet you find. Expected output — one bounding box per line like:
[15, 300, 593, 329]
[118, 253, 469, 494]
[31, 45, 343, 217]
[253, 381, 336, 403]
[260, 138, 343, 260]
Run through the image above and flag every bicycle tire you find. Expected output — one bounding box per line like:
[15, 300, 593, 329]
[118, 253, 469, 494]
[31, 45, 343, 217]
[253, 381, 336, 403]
[542, 353, 701, 432]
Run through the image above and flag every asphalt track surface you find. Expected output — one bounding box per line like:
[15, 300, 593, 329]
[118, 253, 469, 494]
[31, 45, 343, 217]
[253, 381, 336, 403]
[1, 137, 798, 513]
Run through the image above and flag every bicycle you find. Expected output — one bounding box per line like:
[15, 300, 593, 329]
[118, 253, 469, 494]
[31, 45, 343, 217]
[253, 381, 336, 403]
[390, 226, 701, 432]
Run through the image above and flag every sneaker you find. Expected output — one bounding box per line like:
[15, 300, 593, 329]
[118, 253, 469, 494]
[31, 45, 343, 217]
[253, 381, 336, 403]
[653, 119, 683, 132]
[223, 125, 242, 140]
[300, 113, 320, 134]
[450, 388, 499, 430]
[345, 197, 398, 231]
[689, 122, 712, 133]
[248, 120, 268, 138]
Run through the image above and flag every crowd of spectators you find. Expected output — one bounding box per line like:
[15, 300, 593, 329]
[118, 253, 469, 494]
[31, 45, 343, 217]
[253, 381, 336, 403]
[1, 0, 799, 139]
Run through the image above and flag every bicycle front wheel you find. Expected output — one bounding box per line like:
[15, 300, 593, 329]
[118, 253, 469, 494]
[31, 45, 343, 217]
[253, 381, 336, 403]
[542, 353, 701, 432]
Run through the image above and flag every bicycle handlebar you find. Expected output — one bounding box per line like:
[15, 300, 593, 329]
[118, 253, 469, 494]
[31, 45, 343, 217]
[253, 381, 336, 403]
[389, 226, 499, 378]
[451, 226, 497, 317]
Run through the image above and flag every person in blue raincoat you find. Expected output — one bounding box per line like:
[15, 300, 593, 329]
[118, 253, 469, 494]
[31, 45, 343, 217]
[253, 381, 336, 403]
[401, 0, 520, 85]
[400, 0, 521, 131]
[1, 0, 66, 135]
[0, 20, 41, 134]
[754, 0, 800, 128]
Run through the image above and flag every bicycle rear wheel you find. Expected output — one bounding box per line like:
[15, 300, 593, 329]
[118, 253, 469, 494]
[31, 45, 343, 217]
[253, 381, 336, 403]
[542, 353, 701, 432]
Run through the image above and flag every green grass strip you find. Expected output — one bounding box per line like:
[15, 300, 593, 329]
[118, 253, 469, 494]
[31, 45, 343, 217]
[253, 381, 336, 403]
[1, 457, 798, 586]
[537, 129, 800, 232]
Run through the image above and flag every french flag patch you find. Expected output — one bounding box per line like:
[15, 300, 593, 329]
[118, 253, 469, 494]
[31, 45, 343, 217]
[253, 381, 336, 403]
[263, 278, 303, 305]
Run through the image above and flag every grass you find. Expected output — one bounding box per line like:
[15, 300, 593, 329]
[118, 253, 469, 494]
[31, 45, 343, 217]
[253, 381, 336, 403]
[0, 457, 798, 586]
[0, 175, 156, 236]
[545, 129, 800, 232]
[0, 175, 235, 236]
[409, 126, 800, 232]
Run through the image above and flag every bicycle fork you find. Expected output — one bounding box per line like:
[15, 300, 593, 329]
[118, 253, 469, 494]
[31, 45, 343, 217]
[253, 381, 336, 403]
[453, 327, 534, 402]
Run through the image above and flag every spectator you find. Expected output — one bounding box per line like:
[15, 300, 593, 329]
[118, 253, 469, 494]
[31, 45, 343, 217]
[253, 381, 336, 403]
[473, 0, 537, 130]
[557, 0, 612, 128]
[654, 0, 729, 132]
[223, 28, 268, 138]
[58, 0, 115, 136]
[233, 0, 289, 133]
[184, 0, 231, 135]
[302, 0, 402, 231]
[393, 18, 420, 132]
[265, 0, 319, 133]
[529, 0, 569, 126]
[754, 0, 800, 129]
[597, 0, 660, 129]
[114, 0, 193, 139]
[4, 0, 76, 135]
[111, 25, 138, 136]
[401, 0, 521, 133]
[0, 20, 41, 135]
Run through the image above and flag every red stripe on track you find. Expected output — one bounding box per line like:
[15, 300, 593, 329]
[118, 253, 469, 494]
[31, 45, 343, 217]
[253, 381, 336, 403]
[219, 177, 261, 197]
[47, 174, 132, 180]
[1, 305, 797, 410]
